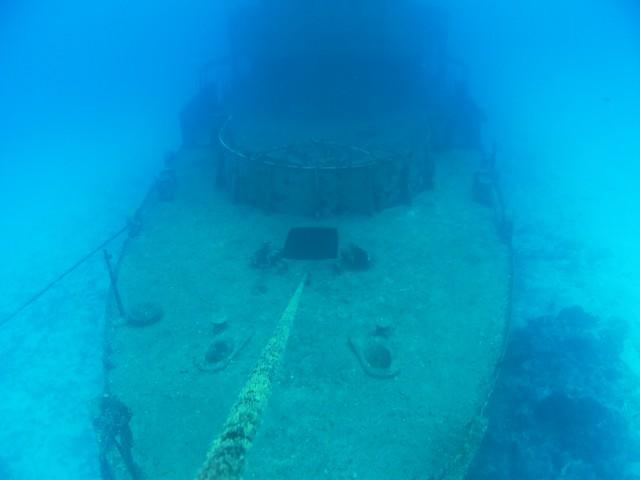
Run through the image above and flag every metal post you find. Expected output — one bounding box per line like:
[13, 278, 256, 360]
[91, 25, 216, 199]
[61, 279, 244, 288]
[0, 225, 128, 328]
[103, 249, 126, 318]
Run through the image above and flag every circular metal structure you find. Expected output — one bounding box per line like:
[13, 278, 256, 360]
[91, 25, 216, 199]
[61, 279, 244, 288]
[217, 118, 434, 216]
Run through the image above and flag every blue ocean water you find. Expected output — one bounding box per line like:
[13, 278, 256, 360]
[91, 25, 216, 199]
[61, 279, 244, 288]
[0, 1, 638, 479]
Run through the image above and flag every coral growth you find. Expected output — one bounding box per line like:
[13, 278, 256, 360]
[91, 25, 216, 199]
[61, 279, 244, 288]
[467, 306, 638, 480]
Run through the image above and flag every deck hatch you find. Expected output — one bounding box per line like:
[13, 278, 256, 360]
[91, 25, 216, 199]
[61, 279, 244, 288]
[282, 227, 339, 260]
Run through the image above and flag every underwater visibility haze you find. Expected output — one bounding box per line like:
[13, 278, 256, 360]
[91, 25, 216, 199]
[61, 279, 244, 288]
[0, 1, 639, 479]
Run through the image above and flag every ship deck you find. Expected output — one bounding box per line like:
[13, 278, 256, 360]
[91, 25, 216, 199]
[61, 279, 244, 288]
[104, 141, 510, 480]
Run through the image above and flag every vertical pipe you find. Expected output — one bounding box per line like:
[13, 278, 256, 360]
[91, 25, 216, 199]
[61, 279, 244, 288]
[103, 249, 126, 318]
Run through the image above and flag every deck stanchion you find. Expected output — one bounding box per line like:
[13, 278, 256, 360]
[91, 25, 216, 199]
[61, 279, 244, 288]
[103, 249, 126, 318]
[0, 225, 128, 328]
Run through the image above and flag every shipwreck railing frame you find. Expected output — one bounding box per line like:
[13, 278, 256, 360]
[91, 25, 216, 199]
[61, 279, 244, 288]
[216, 116, 428, 216]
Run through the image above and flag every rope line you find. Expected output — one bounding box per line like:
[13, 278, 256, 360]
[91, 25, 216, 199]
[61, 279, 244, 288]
[195, 276, 307, 480]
